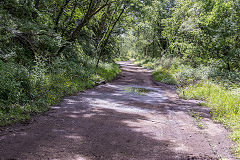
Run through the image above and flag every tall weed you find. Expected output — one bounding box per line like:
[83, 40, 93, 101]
[0, 59, 120, 126]
[136, 56, 240, 157]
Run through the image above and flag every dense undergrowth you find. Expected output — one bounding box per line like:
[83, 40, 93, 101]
[0, 59, 121, 125]
[2, 0, 240, 157]
[0, 0, 127, 126]
[0, 59, 120, 126]
[134, 57, 240, 157]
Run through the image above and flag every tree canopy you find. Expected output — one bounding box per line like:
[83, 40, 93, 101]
[125, 0, 240, 70]
[1, 0, 240, 125]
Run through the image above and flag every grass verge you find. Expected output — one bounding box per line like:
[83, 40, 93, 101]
[0, 62, 120, 126]
[152, 67, 177, 85]
[178, 82, 240, 156]
[134, 57, 240, 158]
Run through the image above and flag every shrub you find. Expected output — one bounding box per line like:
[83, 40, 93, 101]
[152, 67, 177, 85]
[142, 63, 154, 69]
[0, 58, 120, 126]
[0, 61, 31, 109]
[178, 81, 240, 157]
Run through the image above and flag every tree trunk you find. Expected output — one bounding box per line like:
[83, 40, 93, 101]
[70, 1, 115, 41]
[95, 5, 126, 69]
[55, 0, 71, 32]
[100, 5, 126, 49]
[34, 0, 40, 9]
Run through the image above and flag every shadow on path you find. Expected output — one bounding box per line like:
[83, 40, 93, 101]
[0, 61, 234, 160]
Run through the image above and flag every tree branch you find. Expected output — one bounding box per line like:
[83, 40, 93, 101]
[69, 1, 117, 41]
[55, 0, 71, 31]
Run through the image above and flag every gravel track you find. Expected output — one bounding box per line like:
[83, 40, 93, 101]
[0, 61, 236, 160]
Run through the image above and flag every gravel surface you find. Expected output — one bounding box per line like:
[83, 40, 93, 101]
[0, 61, 236, 160]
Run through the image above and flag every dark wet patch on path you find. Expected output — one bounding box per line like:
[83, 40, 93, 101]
[0, 61, 236, 160]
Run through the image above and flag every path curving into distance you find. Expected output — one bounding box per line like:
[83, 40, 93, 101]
[0, 61, 236, 160]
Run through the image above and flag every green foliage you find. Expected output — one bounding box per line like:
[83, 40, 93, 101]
[152, 67, 177, 85]
[178, 82, 240, 157]
[122, 0, 240, 157]
[2, 0, 240, 156]
[124, 87, 153, 95]
[0, 0, 133, 125]
[0, 58, 120, 126]
[136, 56, 213, 86]
[178, 82, 240, 121]
[126, 0, 240, 71]
[96, 63, 121, 81]
[137, 56, 240, 157]
[142, 63, 154, 69]
[113, 56, 130, 62]
[0, 61, 31, 107]
[189, 110, 204, 129]
[161, 0, 240, 69]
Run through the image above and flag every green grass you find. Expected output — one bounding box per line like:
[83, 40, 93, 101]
[96, 63, 121, 81]
[178, 82, 240, 157]
[133, 59, 149, 66]
[152, 67, 177, 85]
[124, 87, 153, 95]
[0, 62, 120, 126]
[114, 56, 130, 62]
[189, 109, 205, 129]
[142, 63, 154, 69]
[178, 82, 240, 119]
[134, 57, 240, 158]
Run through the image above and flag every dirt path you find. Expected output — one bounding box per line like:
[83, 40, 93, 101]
[0, 61, 236, 160]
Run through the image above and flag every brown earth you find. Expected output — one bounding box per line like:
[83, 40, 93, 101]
[0, 61, 236, 160]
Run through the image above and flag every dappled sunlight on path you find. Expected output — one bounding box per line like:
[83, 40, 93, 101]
[0, 61, 235, 160]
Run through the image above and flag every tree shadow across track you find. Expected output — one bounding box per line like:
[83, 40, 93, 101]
[0, 61, 236, 160]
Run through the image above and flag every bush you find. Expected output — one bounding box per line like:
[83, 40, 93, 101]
[178, 81, 240, 157]
[136, 56, 240, 157]
[142, 63, 154, 69]
[179, 82, 240, 120]
[0, 58, 121, 126]
[0, 61, 31, 109]
[152, 67, 177, 85]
